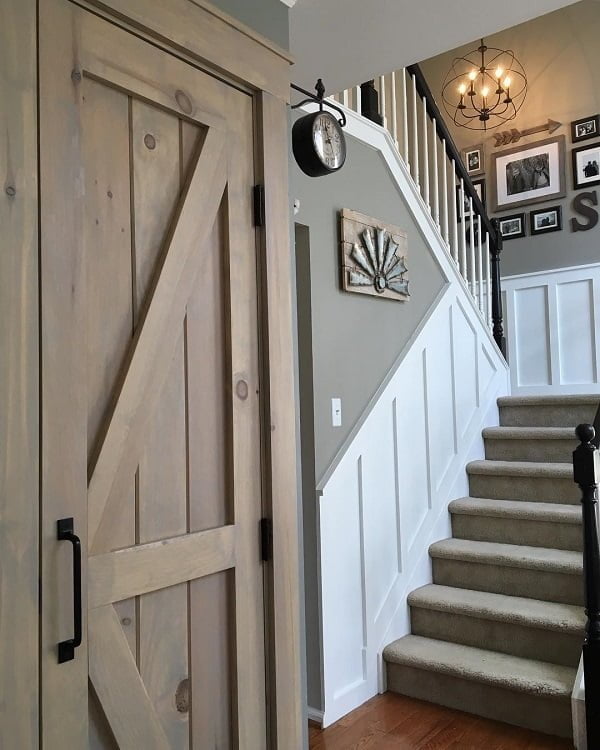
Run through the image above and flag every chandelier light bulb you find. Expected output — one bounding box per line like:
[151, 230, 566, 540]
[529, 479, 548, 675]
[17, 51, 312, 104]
[458, 83, 467, 95]
[495, 67, 503, 79]
[481, 86, 489, 98]
[468, 70, 477, 81]
[503, 76, 512, 89]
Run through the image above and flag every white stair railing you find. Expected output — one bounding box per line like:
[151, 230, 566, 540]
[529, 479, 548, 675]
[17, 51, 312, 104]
[331, 69, 503, 344]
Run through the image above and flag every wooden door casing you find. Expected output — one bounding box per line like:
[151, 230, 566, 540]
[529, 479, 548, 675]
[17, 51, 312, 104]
[40, 2, 266, 747]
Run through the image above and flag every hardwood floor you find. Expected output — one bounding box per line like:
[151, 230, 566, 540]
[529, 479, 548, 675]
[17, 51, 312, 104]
[308, 693, 574, 749]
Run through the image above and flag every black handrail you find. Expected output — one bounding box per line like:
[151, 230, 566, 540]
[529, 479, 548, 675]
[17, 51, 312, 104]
[573, 423, 600, 749]
[406, 64, 497, 246]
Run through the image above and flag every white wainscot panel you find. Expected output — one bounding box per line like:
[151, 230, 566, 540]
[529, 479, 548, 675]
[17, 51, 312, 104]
[514, 286, 550, 387]
[557, 279, 596, 385]
[503, 263, 600, 395]
[317, 292, 509, 727]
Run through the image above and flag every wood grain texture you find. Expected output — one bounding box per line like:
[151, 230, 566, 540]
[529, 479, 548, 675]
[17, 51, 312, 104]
[81, 0, 291, 101]
[258, 91, 304, 749]
[39, 0, 89, 744]
[88, 526, 236, 608]
[88, 126, 227, 552]
[89, 605, 170, 750]
[0, 0, 39, 746]
[309, 692, 573, 749]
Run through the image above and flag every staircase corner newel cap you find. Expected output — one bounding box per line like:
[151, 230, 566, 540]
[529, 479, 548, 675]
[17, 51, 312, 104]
[573, 423, 599, 487]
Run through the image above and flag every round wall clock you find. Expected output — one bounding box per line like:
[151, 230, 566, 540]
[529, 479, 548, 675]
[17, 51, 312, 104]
[292, 110, 347, 177]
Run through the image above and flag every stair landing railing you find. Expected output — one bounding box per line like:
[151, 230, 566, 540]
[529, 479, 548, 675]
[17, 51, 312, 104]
[332, 65, 506, 356]
[574, 401, 600, 749]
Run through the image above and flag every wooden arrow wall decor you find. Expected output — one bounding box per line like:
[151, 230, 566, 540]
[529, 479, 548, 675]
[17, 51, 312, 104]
[493, 119, 562, 147]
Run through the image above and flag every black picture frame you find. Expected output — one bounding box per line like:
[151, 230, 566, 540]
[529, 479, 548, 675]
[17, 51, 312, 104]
[572, 141, 600, 190]
[461, 143, 485, 177]
[498, 213, 526, 240]
[456, 178, 486, 222]
[530, 205, 562, 235]
[571, 115, 600, 143]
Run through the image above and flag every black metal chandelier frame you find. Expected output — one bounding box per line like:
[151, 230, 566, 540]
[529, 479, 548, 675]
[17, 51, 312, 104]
[441, 39, 527, 132]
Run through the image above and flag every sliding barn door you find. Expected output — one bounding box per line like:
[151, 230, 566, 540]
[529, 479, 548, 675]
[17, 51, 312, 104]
[39, 1, 266, 747]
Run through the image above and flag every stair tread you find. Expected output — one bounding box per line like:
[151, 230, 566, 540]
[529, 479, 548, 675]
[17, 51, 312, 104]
[383, 634, 576, 697]
[430, 538, 582, 574]
[498, 394, 600, 407]
[483, 426, 576, 441]
[408, 584, 585, 633]
[467, 459, 573, 478]
[449, 497, 581, 524]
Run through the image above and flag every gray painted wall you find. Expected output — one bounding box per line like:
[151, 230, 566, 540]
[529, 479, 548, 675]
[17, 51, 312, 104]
[292, 122, 447, 710]
[209, 0, 289, 49]
[420, 0, 600, 277]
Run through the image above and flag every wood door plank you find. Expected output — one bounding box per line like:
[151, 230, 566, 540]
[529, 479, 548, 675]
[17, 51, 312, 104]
[223, 90, 267, 748]
[81, 0, 291, 102]
[80, 10, 226, 130]
[89, 605, 170, 750]
[88, 526, 236, 608]
[39, 0, 89, 745]
[88, 126, 226, 553]
[0, 0, 39, 746]
[258, 91, 304, 749]
[133, 102, 190, 748]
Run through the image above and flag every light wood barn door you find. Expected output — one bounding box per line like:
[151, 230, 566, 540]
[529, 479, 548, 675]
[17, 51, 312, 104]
[39, 2, 266, 748]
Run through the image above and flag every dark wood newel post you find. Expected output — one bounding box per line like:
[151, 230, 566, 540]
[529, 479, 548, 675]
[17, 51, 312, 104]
[574, 423, 600, 749]
[489, 218, 506, 357]
[360, 80, 383, 126]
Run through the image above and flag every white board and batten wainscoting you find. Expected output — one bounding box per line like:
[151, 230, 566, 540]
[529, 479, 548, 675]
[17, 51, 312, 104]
[503, 263, 600, 396]
[309, 98, 510, 728]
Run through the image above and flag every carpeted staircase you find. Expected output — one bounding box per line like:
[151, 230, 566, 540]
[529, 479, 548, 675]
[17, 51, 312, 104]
[383, 394, 598, 739]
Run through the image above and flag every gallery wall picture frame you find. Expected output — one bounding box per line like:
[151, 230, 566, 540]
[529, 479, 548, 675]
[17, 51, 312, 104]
[571, 115, 600, 143]
[572, 141, 600, 190]
[530, 205, 562, 235]
[498, 213, 526, 240]
[491, 135, 566, 212]
[461, 144, 485, 177]
[456, 178, 486, 221]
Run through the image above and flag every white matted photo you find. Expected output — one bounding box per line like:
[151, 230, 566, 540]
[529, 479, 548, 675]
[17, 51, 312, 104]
[491, 135, 566, 211]
[498, 213, 526, 240]
[530, 205, 562, 235]
[461, 144, 485, 177]
[572, 141, 600, 190]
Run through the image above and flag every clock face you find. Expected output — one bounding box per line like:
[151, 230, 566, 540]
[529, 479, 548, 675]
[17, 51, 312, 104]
[312, 112, 346, 171]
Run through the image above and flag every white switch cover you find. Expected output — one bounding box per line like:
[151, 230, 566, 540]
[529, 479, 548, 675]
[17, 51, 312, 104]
[331, 398, 342, 427]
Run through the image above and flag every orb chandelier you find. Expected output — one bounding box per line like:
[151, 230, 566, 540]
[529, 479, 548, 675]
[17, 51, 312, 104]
[441, 39, 527, 131]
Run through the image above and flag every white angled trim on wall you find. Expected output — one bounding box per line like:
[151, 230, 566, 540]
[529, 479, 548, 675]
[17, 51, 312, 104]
[503, 262, 600, 395]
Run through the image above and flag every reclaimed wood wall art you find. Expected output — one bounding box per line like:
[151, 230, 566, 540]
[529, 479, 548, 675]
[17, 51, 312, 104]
[340, 209, 409, 302]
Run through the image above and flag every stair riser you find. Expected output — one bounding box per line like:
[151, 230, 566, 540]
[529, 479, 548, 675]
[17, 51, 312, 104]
[500, 404, 595, 428]
[432, 558, 582, 606]
[451, 514, 582, 552]
[484, 438, 577, 463]
[410, 607, 582, 668]
[468, 474, 579, 504]
[386, 663, 572, 738]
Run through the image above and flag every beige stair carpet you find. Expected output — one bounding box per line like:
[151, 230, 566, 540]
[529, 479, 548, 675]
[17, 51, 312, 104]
[384, 394, 592, 739]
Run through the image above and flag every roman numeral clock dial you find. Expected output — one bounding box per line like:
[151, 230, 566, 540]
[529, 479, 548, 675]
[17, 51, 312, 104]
[292, 110, 347, 177]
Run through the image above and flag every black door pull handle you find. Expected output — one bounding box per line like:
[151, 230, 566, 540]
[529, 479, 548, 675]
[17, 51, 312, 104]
[57, 517, 82, 664]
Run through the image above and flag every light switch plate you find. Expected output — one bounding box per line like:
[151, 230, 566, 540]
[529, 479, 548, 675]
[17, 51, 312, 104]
[331, 398, 342, 427]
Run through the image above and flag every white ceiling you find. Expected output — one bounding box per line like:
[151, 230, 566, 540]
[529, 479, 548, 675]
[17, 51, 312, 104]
[289, 0, 580, 94]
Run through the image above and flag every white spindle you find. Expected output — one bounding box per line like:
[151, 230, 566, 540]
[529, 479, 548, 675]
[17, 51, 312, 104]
[451, 161, 459, 264]
[460, 179, 468, 278]
[422, 97, 429, 207]
[469, 197, 476, 297]
[477, 216, 484, 313]
[442, 144, 449, 245]
[390, 71, 398, 147]
[432, 119, 439, 227]
[412, 74, 419, 186]
[355, 85, 362, 115]
[485, 234, 492, 326]
[342, 89, 349, 108]
[379, 75, 387, 129]
[402, 69, 409, 167]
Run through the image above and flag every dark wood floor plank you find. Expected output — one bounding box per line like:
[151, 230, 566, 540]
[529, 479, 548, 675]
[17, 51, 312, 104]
[309, 693, 573, 750]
